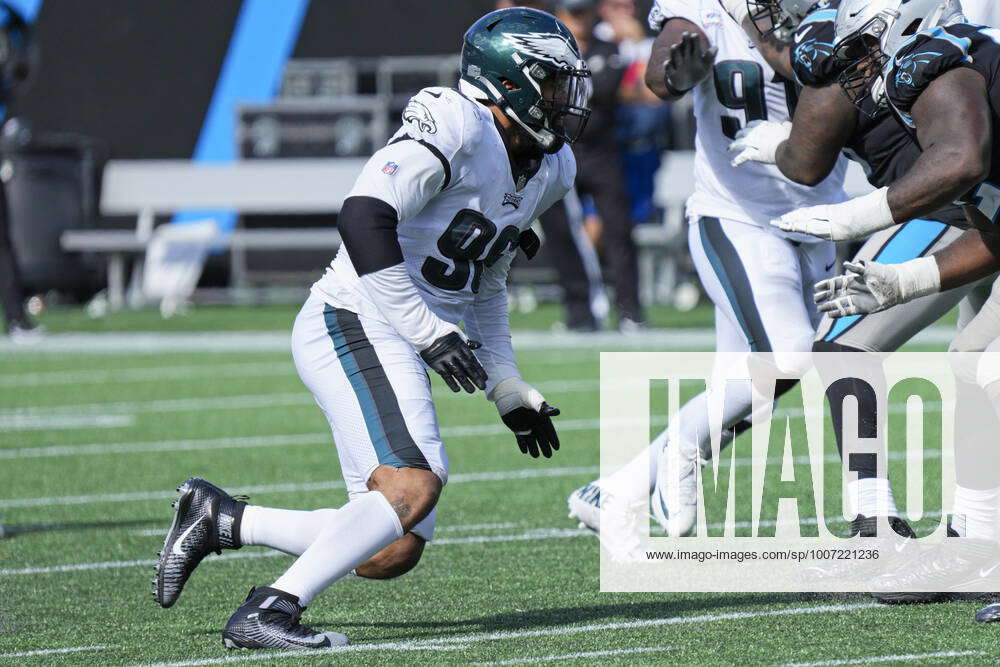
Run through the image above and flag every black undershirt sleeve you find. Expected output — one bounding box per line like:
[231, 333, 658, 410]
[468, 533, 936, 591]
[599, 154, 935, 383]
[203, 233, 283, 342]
[337, 195, 404, 276]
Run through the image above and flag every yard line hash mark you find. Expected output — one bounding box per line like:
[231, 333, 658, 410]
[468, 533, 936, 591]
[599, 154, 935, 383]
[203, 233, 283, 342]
[0, 645, 111, 658]
[134, 603, 879, 667]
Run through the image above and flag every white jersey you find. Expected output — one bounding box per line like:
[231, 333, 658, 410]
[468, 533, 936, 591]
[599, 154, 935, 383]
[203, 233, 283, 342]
[961, 0, 1000, 27]
[649, 0, 848, 235]
[312, 87, 575, 388]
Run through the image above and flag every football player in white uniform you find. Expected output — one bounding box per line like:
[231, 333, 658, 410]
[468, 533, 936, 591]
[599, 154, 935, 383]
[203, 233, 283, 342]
[569, 0, 848, 545]
[150, 7, 589, 650]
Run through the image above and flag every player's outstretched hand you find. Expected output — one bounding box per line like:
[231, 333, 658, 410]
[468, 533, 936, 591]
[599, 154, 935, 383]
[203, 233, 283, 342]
[420, 331, 488, 394]
[772, 189, 896, 241]
[813, 260, 901, 318]
[729, 120, 792, 166]
[492, 378, 561, 458]
[771, 204, 838, 239]
[663, 32, 717, 94]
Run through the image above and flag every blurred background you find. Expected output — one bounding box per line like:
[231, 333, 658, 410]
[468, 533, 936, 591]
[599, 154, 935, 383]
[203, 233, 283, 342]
[0, 0, 735, 341]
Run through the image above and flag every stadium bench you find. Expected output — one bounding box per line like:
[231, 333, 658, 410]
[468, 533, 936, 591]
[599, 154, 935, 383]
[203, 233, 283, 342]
[62, 153, 873, 311]
[60, 158, 366, 309]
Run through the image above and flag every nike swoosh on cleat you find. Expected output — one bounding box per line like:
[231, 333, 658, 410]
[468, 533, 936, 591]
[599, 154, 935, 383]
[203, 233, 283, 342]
[171, 517, 204, 557]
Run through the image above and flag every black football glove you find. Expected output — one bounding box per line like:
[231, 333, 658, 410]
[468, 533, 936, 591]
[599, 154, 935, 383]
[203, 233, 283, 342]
[663, 32, 717, 95]
[419, 331, 488, 394]
[492, 378, 561, 458]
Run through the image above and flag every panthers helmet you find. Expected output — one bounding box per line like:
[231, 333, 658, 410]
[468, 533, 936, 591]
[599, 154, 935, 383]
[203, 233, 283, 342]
[459, 8, 592, 154]
[833, 0, 962, 109]
[747, 0, 827, 42]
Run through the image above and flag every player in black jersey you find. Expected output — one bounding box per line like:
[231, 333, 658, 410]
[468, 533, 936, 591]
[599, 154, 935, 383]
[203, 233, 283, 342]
[717, 0, 1000, 602]
[775, 3, 1000, 303]
[748, 0, 1000, 613]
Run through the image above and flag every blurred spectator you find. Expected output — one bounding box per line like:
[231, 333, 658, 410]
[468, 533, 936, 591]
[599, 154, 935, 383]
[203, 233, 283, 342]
[0, 2, 40, 342]
[594, 0, 671, 226]
[495, 0, 555, 10]
[495, 0, 604, 331]
[594, 0, 647, 64]
[0, 181, 36, 339]
[558, 0, 644, 328]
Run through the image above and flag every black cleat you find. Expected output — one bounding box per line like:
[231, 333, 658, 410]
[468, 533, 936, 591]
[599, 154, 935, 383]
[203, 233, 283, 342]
[850, 515, 916, 539]
[153, 478, 246, 608]
[977, 602, 1000, 622]
[222, 587, 348, 650]
[870, 538, 1000, 601]
[797, 516, 918, 591]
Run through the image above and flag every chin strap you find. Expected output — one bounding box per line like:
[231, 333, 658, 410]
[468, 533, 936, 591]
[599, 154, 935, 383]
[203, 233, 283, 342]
[459, 78, 557, 152]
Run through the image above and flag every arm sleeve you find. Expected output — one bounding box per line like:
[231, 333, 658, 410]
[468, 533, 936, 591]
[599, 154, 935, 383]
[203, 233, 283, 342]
[464, 252, 520, 397]
[339, 138, 456, 351]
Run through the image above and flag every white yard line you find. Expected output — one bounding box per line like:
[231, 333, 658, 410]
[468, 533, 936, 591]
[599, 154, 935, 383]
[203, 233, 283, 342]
[0, 379, 600, 422]
[141, 642, 471, 666]
[0, 504, 950, 575]
[0, 361, 293, 388]
[0, 329, 724, 356]
[0, 419, 611, 461]
[0, 392, 312, 418]
[131, 521, 519, 537]
[0, 415, 950, 502]
[402, 602, 882, 646]
[0, 528, 592, 576]
[474, 646, 676, 664]
[436, 521, 518, 532]
[135, 602, 879, 667]
[0, 645, 111, 658]
[0, 414, 134, 432]
[0, 465, 598, 509]
[0, 385, 947, 439]
[0, 324, 960, 357]
[0, 433, 332, 460]
[784, 651, 984, 666]
[0, 351, 597, 386]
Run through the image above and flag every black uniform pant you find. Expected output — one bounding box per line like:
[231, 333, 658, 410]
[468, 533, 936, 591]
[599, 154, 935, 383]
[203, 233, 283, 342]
[538, 200, 596, 329]
[0, 185, 26, 328]
[574, 147, 642, 323]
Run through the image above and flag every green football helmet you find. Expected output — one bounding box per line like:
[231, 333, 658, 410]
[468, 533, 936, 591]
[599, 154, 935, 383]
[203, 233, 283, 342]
[459, 7, 592, 154]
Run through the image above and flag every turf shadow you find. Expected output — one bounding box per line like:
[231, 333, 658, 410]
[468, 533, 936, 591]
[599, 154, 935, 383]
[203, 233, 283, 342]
[0, 517, 161, 539]
[316, 593, 871, 641]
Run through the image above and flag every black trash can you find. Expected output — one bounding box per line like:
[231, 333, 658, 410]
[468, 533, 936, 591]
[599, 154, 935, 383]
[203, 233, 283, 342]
[2, 125, 107, 300]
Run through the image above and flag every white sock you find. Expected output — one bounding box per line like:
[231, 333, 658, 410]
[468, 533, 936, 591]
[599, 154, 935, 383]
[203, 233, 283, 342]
[272, 491, 403, 605]
[623, 381, 757, 495]
[847, 478, 898, 518]
[952, 485, 1000, 541]
[241, 506, 338, 556]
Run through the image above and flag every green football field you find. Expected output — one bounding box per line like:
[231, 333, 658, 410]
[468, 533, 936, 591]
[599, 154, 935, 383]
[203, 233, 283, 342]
[0, 305, 995, 665]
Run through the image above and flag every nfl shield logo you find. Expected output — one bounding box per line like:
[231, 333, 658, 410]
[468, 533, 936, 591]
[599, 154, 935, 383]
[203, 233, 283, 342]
[382, 162, 399, 175]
